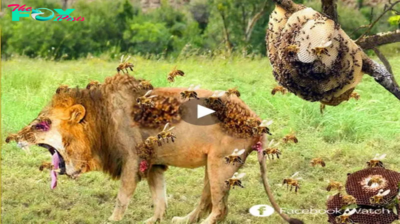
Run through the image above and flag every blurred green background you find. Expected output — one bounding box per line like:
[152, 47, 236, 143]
[1, 0, 399, 60]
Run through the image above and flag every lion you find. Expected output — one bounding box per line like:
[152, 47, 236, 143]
[6, 74, 302, 224]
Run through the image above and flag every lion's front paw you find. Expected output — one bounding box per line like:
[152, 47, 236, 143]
[144, 216, 161, 224]
[108, 213, 123, 222]
[171, 216, 189, 224]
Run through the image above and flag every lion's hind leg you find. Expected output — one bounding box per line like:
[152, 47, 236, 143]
[172, 168, 212, 224]
[145, 165, 168, 224]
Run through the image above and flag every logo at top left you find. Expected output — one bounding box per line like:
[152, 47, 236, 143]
[7, 4, 84, 22]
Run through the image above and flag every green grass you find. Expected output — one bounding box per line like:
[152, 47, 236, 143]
[2, 56, 400, 224]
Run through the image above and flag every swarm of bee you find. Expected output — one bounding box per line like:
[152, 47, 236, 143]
[251, 120, 273, 136]
[326, 180, 343, 192]
[225, 172, 246, 189]
[310, 158, 326, 167]
[136, 90, 157, 107]
[271, 86, 288, 95]
[225, 88, 240, 97]
[263, 139, 281, 160]
[283, 172, 302, 193]
[267, 5, 364, 106]
[335, 208, 356, 224]
[117, 55, 134, 74]
[370, 189, 391, 204]
[225, 149, 245, 165]
[367, 154, 386, 168]
[181, 84, 200, 101]
[282, 133, 298, 143]
[167, 66, 185, 82]
[157, 123, 176, 144]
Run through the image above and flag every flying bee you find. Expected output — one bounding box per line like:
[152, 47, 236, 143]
[311, 40, 332, 57]
[225, 149, 245, 165]
[335, 208, 357, 224]
[367, 154, 386, 168]
[326, 180, 343, 192]
[283, 172, 302, 193]
[271, 86, 288, 95]
[282, 133, 298, 143]
[225, 87, 240, 97]
[370, 189, 391, 204]
[310, 158, 326, 167]
[225, 172, 246, 189]
[138, 80, 154, 90]
[117, 55, 134, 74]
[136, 90, 157, 107]
[145, 136, 161, 147]
[368, 175, 384, 187]
[167, 66, 185, 82]
[252, 120, 273, 136]
[342, 195, 357, 205]
[263, 139, 281, 160]
[285, 44, 299, 53]
[320, 103, 326, 114]
[157, 123, 176, 143]
[205, 90, 225, 107]
[181, 84, 200, 101]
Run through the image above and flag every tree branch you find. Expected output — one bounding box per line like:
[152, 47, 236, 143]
[362, 54, 400, 100]
[245, 1, 268, 42]
[357, 30, 400, 49]
[321, 0, 339, 23]
[271, 0, 302, 13]
[372, 47, 393, 74]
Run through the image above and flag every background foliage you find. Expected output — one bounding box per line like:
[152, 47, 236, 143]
[1, 0, 399, 60]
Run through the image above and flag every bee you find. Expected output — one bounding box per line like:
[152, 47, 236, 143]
[263, 139, 281, 159]
[283, 172, 302, 193]
[117, 55, 134, 74]
[225, 87, 240, 97]
[138, 80, 153, 90]
[167, 66, 185, 82]
[335, 208, 357, 224]
[311, 41, 332, 57]
[370, 189, 391, 204]
[349, 92, 360, 100]
[282, 133, 298, 143]
[145, 136, 161, 147]
[271, 86, 288, 95]
[285, 44, 299, 53]
[181, 84, 200, 101]
[225, 149, 245, 165]
[136, 90, 157, 107]
[245, 117, 261, 127]
[326, 180, 343, 192]
[39, 161, 53, 171]
[310, 158, 326, 167]
[342, 195, 357, 205]
[225, 172, 246, 189]
[368, 175, 384, 187]
[252, 120, 273, 136]
[205, 90, 225, 107]
[320, 103, 326, 114]
[367, 154, 386, 168]
[157, 123, 176, 143]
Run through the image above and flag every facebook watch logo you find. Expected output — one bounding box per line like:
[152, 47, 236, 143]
[249, 204, 274, 217]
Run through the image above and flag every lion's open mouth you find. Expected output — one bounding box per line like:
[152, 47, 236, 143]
[38, 143, 66, 175]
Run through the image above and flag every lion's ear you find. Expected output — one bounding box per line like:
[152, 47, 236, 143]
[68, 104, 86, 123]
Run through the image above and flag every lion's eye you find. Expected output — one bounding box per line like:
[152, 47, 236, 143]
[34, 120, 51, 131]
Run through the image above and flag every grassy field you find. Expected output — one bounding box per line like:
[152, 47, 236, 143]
[2, 56, 400, 224]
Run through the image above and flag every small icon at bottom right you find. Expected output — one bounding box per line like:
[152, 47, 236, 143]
[249, 204, 275, 217]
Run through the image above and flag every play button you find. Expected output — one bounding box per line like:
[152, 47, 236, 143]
[197, 105, 215, 119]
[180, 98, 220, 126]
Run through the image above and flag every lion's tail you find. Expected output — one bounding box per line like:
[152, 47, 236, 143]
[257, 135, 304, 224]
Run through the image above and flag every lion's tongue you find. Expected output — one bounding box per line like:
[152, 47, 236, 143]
[50, 152, 60, 189]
